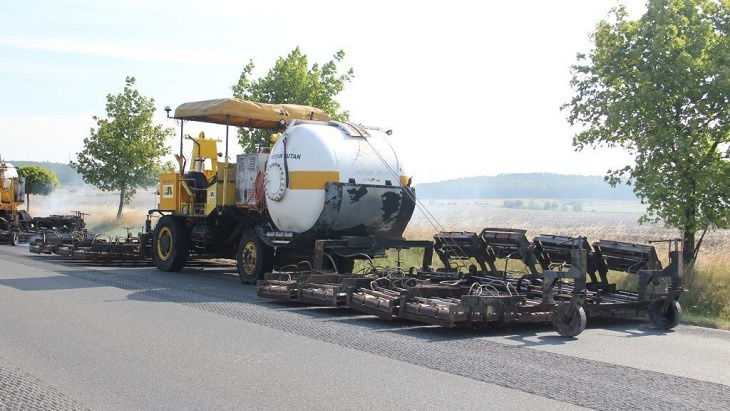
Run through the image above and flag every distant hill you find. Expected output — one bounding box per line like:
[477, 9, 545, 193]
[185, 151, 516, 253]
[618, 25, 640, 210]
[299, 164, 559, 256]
[8, 161, 85, 186]
[413, 173, 637, 200]
[5, 163, 637, 200]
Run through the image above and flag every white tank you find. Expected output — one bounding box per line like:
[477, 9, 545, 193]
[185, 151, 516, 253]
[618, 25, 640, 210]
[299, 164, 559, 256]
[264, 122, 411, 235]
[2, 162, 18, 191]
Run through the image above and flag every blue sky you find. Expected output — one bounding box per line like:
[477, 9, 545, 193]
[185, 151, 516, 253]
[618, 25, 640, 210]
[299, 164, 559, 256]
[0, 0, 645, 183]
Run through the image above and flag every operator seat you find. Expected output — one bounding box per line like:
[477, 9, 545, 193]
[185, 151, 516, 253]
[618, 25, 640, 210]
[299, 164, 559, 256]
[188, 171, 211, 203]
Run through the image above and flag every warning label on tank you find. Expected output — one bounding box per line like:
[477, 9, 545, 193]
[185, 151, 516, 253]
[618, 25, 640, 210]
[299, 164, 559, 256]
[162, 184, 174, 198]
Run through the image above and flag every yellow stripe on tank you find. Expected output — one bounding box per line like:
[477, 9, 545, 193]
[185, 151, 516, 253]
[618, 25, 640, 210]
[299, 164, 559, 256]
[288, 171, 340, 190]
[287, 171, 412, 189]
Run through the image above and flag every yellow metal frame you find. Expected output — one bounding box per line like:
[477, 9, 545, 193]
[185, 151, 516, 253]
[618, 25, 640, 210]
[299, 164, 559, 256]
[0, 161, 24, 222]
[159, 97, 337, 217]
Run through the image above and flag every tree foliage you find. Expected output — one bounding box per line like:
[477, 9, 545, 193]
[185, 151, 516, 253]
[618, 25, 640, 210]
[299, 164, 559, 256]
[562, 0, 730, 264]
[17, 165, 60, 211]
[71, 77, 173, 219]
[231, 47, 353, 153]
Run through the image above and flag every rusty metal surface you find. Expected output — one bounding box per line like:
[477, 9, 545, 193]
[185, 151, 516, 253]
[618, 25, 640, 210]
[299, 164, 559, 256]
[289, 183, 415, 247]
[256, 227, 685, 337]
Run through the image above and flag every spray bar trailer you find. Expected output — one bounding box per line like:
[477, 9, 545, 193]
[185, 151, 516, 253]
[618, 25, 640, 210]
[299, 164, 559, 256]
[256, 227, 684, 337]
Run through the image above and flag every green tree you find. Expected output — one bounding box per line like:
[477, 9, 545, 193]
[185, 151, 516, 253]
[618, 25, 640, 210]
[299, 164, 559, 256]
[72, 77, 173, 219]
[232, 47, 353, 153]
[562, 0, 730, 264]
[17, 165, 60, 212]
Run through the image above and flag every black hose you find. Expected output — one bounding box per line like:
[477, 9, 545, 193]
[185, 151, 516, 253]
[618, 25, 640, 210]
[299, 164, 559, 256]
[283, 136, 290, 188]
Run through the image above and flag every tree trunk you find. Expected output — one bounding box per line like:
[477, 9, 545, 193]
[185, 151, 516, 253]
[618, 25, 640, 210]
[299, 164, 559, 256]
[25, 193, 30, 212]
[681, 203, 697, 268]
[682, 229, 695, 267]
[117, 186, 125, 219]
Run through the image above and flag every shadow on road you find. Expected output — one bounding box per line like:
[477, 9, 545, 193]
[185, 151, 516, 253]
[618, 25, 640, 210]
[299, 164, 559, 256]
[252, 298, 672, 344]
[6, 252, 680, 344]
[0, 275, 109, 291]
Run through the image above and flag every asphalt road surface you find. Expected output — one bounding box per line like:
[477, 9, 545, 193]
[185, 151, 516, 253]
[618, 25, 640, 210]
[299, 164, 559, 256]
[1, 245, 728, 411]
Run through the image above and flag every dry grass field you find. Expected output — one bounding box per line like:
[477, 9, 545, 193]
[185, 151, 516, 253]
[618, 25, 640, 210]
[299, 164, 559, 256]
[26, 189, 730, 329]
[406, 199, 730, 256]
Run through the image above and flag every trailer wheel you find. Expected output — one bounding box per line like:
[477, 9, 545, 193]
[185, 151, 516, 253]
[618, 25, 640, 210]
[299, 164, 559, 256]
[236, 232, 273, 284]
[552, 302, 587, 337]
[9, 230, 19, 246]
[649, 298, 682, 329]
[152, 216, 189, 272]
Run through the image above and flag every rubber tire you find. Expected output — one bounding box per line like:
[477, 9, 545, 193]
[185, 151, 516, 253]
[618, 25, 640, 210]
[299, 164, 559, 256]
[9, 230, 18, 246]
[236, 232, 273, 284]
[649, 298, 682, 329]
[152, 216, 189, 272]
[552, 302, 587, 337]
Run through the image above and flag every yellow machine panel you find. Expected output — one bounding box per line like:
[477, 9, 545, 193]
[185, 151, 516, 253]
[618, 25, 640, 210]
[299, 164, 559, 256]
[158, 173, 183, 211]
[0, 160, 24, 213]
[216, 163, 237, 207]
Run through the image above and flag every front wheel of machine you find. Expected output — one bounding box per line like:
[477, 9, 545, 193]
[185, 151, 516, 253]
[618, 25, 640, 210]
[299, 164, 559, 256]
[152, 216, 189, 272]
[552, 302, 587, 337]
[236, 232, 273, 284]
[9, 230, 18, 246]
[648, 298, 682, 329]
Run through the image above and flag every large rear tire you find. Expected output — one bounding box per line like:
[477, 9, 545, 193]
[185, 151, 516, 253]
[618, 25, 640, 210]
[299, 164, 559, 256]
[236, 231, 273, 284]
[152, 216, 189, 272]
[9, 229, 18, 246]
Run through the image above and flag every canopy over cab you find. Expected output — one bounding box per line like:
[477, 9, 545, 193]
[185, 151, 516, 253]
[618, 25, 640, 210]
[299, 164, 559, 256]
[172, 98, 331, 129]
